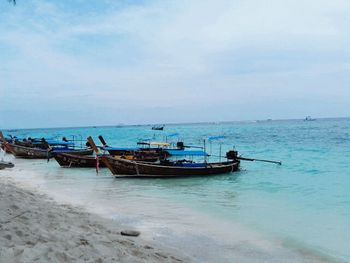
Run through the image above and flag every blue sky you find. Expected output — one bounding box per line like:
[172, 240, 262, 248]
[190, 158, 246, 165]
[0, 0, 349, 128]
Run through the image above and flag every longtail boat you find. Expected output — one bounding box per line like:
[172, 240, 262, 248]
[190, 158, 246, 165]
[52, 136, 166, 168]
[100, 157, 240, 178]
[53, 152, 158, 168]
[2, 143, 93, 159]
[53, 152, 106, 168]
[15, 137, 78, 150]
[0, 132, 92, 159]
[3, 143, 51, 159]
[88, 136, 240, 178]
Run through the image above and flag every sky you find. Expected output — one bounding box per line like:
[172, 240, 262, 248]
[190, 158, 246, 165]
[0, 0, 349, 128]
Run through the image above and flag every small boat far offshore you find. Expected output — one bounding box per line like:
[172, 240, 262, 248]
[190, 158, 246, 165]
[151, 125, 164, 130]
[304, 116, 316, 121]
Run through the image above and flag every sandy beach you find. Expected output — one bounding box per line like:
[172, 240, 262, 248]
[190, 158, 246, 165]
[0, 176, 187, 263]
[1, 157, 347, 263]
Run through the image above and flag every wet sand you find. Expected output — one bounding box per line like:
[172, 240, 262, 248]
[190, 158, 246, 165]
[0, 177, 187, 263]
[0, 158, 346, 263]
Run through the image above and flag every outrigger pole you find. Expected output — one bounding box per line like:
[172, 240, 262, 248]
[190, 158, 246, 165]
[237, 156, 282, 165]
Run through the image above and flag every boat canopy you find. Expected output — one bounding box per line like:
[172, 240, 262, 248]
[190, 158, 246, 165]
[138, 141, 170, 147]
[102, 147, 138, 151]
[32, 140, 74, 146]
[48, 140, 75, 146]
[165, 149, 209, 156]
[149, 142, 170, 147]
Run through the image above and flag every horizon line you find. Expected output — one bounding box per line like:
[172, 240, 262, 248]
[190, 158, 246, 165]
[1, 116, 349, 131]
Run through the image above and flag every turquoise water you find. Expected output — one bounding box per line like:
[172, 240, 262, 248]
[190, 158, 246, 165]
[4, 118, 350, 262]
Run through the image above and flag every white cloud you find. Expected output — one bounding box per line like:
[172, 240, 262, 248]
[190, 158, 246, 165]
[0, 0, 349, 128]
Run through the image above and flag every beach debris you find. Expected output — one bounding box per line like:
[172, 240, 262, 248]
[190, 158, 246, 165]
[0, 210, 28, 226]
[155, 252, 168, 259]
[0, 161, 15, 170]
[79, 238, 89, 245]
[120, 230, 140, 237]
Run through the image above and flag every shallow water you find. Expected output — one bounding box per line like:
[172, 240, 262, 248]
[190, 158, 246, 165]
[3, 118, 350, 262]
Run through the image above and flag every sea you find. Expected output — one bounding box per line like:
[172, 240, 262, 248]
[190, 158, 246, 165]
[2, 117, 349, 262]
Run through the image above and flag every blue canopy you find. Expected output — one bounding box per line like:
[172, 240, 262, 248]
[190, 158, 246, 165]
[102, 147, 138, 151]
[165, 149, 209, 156]
[30, 137, 55, 142]
[32, 140, 74, 146]
[47, 140, 75, 146]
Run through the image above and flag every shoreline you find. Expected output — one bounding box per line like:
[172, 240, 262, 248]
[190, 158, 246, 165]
[0, 177, 188, 262]
[1, 158, 348, 263]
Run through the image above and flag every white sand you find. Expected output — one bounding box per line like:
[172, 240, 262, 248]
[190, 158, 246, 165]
[0, 157, 345, 263]
[0, 177, 187, 263]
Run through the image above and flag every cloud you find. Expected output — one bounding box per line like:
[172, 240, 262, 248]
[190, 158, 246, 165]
[0, 0, 349, 128]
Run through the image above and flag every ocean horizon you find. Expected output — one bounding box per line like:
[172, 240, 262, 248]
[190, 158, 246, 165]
[2, 116, 349, 131]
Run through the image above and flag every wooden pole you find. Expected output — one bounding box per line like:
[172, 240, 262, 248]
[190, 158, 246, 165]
[87, 136, 115, 176]
[98, 135, 108, 147]
[87, 136, 100, 154]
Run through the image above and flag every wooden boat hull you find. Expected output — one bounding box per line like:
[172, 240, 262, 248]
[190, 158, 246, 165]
[51, 148, 93, 156]
[5, 144, 51, 159]
[101, 156, 240, 178]
[53, 153, 157, 168]
[3, 143, 93, 159]
[53, 153, 105, 168]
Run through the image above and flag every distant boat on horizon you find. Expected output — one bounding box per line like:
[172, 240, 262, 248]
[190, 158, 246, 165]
[304, 116, 316, 121]
[152, 125, 164, 130]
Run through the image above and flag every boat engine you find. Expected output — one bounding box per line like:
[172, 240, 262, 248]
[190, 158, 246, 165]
[176, 141, 184, 150]
[226, 150, 238, 160]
